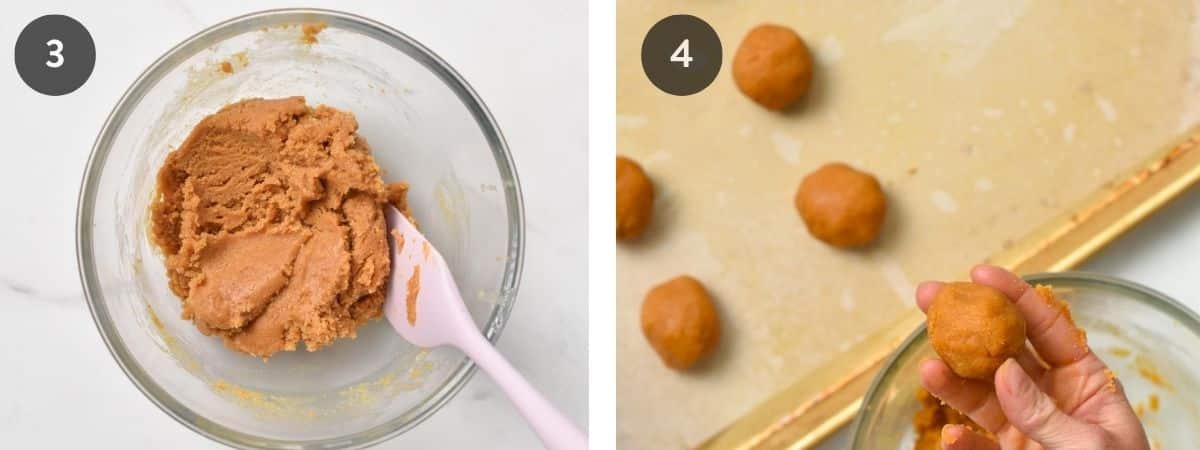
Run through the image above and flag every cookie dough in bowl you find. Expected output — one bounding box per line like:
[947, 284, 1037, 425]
[77, 9, 522, 448]
[150, 97, 413, 358]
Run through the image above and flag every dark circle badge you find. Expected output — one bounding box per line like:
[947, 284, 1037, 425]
[15, 15, 96, 96]
[641, 15, 722, 96]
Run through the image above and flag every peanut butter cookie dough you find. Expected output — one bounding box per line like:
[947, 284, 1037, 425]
[616, 155, 655, 241]
[151, 97, 410, 358]
[732, 24, 814, 111]
[795, 162, 887, 248]
[913, 388, 990, 450]
[927, 282, 1026, 380]
[641, 275, 721, 370]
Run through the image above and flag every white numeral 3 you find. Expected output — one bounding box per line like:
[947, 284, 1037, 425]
[45, 39, 64, 68]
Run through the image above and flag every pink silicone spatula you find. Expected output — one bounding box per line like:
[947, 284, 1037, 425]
[382, 206, 587, 450]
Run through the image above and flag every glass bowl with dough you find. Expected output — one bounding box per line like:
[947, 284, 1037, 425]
[852, 272, 1200, 450]
[76, 8, 523, 448]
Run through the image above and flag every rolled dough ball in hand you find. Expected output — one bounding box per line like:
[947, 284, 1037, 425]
[641, 275, 721, 370]
[927, 282, 1027, 381]
[732, 24, 814, 111]
[616, 155, 655, 240]
[795, 162, 887, 248]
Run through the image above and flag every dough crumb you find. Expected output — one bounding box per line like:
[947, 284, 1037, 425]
[912, 388, 992, 450]
[216, 52, 249, 75]
[387, 181, 417, 227]
[390, 228, 405, 251]
[1035, 284, 1089, 357]
[1103, 368, 1119, 392]
[1138, 366, 1170, 389]
[405, 265, 421, 326]
[301, 22, 327, 44]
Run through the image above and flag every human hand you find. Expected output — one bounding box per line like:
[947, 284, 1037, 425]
[916, 265, 1149, 450]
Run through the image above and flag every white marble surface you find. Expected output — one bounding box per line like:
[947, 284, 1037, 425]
[0, 1, 586, 448]
[814, 186, 1200, 449]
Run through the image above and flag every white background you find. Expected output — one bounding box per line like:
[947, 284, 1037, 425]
[0, 1, 587, 449]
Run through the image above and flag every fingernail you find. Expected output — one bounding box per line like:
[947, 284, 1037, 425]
[941, 424, 962, 445]
[916, 281, 941, 296]
[918, 359, 948, 390]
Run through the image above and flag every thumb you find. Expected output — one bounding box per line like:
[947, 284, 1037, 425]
[994, 359, 1097, 449]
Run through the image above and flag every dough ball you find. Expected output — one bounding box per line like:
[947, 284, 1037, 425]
[732, 24, 814, 111]
[617, 155, 655, 240]
[794, 162, 887, 248]
[641, 275, 721, 370]
[927, 282, 1027, 381]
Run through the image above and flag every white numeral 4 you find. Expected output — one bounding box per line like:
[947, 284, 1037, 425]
[670, 39, 693, 68]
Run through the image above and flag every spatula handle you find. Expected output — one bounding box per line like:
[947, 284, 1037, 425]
[457, 332, 588, 450]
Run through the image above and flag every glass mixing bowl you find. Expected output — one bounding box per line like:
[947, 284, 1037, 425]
[76, 9, 523, 449]
[853, 272, 1200, 449]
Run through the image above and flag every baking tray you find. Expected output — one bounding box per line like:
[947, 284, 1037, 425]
[616, 2, 1200, 448]
[697, 129, 1200, 449]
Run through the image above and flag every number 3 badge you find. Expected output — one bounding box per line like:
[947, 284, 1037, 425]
[15, 15, 95, 96]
